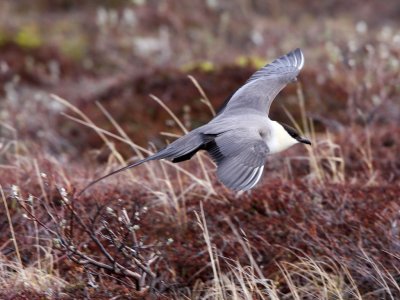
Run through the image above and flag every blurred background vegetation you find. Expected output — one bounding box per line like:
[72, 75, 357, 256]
[1, 0, 399, 158]
[0, 1, 399, 298]
[2, 0, 399, 66]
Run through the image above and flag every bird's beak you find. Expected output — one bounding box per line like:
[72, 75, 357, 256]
[299, 137, 311, 145]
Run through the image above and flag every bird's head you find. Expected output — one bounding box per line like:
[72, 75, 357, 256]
[268, 121, 311, 153]
[281, 123, 311, 145]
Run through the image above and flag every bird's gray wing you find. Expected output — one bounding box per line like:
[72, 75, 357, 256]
[220, 48, 304, 115]
[206, 129, 269, 191]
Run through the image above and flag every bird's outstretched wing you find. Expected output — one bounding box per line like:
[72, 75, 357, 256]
[219, 48, 304, 115]
[206, 129, 269, 191]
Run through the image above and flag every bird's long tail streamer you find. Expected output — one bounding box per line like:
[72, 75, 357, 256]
[77, 156, 154, 196]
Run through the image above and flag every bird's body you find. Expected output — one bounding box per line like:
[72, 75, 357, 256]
[79, 48, 311, 194]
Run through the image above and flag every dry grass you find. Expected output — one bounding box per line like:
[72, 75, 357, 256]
[2, 84, 398, 298]
[0, 1, 399, 299]
[0, 185, 66, 297]
[183, 206, 400, 300]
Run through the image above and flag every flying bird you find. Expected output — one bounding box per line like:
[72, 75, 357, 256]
[79, 48, 310, 194]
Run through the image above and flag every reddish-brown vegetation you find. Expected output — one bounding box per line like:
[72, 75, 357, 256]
[0, 1, 399, 299]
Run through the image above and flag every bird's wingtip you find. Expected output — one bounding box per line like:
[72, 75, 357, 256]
[289, 48, 304, 70]
[297, 48, 305, 70]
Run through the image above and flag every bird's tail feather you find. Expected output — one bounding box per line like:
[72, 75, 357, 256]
[77, 152, 164, 196]
[77, 130, 206, 196]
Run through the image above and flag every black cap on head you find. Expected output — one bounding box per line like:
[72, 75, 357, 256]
[281, 123, 311, 145]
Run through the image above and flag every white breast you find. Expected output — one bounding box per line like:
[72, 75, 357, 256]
[266, 121, 298, 153]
